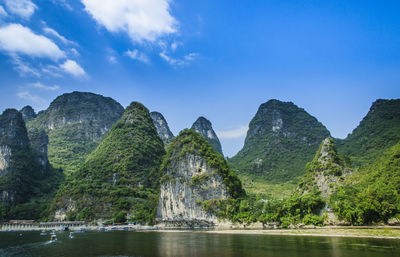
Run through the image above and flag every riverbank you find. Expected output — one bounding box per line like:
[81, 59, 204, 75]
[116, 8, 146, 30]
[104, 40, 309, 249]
[147, 227, 400, 239]
[3, 224, 400, 239]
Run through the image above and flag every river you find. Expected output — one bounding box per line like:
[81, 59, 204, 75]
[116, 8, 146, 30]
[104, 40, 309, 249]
[1, 230, 400, 256]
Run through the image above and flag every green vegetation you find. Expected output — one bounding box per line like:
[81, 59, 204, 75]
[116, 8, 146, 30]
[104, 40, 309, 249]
[330, 141, 400, 225]
[161, 129, 245, 198]
[27, 91, 124, 174]
[336, 99, 400, 167]
[0, 109, 63, 222]
[52, 102, 165, 224]
[229, 99, 330, 189]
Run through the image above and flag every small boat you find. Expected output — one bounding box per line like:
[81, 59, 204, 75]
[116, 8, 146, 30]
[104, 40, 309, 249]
[50, 233, 57, 242]
[40, 231, 48, 236]
[69, 232, 74, 239]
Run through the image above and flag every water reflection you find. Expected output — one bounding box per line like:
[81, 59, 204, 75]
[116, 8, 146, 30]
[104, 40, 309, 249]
[1, 231, 400, 257]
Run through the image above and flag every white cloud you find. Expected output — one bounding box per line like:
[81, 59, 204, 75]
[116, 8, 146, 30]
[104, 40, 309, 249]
[81, 0, 177, 43]
[171, 42, 178, 52]
[17, 90, 46, 104]
[4, 0, 37, 20]
[10, 54, 40, 77]
[217, 125, 249, 139]
[184, 53, 199, 61]
[50, 0, 73, 10]
[108, 55, 117, 64]
[29, 82, 60, 91]
[0, 23, 65, 60]
[43, 27, 77, 45]
[0, 5, 8, 17]
[124, 49, 149, 63]
[160, 51, 199, 67]
[60, 59, 86, 77]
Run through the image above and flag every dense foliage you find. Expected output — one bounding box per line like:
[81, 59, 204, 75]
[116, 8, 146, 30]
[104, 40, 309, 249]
[0, 109, 63, 222]
[27, 91, 124, 174]
[53, 102, 165, 224]
[336, 99, 400, 167]
[330, 142, 400, 224]
[229, 99, 330, 197]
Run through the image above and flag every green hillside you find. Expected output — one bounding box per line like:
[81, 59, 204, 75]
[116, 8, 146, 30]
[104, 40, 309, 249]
[53, 102, 165, 223]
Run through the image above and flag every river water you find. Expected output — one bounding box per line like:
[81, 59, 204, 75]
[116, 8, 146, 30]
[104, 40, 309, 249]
[1, 230, 400, 257]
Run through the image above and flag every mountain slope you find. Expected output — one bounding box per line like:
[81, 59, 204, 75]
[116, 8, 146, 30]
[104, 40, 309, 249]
[53, 102, 165, 223]
[191, 117, 223, 155]
[27, 91, 124, 174]
[331, 141, 400, 224]
[230, 99, 330, 186]
[336, 99, 400, 166]
[157, 129, 244, 226]
[150, 111, 174, 144]
[0, 109, 62, 221]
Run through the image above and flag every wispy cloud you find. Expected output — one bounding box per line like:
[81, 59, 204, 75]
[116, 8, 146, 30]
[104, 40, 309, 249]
[0, 23, 65, 60]
[4, 0, 37, 20]
[10, 54, 40, 77]
[81, 0, 177, 44]
[29, 82, 60, 91]
[43, 26, 78, 46]
[17, 90, 46, 104]
[160, 51, 199, 67]
[50, 0, 73, 10]
[124, 49, 149, 63]
[0, 5, 8, 17]
[60, 59, 86, 77]
[217, 125, 249, 139]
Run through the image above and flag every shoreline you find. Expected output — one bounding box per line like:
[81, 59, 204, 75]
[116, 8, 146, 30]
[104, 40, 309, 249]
[2, 225, 400, 239]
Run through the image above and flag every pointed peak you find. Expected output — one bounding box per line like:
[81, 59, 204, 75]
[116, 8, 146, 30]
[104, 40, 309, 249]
[150, 111, 174, 144]
[20, 105, 36, 121]
[191, 116, 223, 155]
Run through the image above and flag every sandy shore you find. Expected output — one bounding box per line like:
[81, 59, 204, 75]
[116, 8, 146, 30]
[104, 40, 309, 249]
[148, 227, 400, 240]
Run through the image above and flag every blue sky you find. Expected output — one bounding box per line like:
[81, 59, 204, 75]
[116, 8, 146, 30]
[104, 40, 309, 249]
[0, 0, 399, 156]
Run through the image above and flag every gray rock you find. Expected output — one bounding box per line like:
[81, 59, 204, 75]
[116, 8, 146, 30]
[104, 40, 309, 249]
[191, 117, 223, 155]
[20, 106, 36, 122]
[150, 111, 174, 144]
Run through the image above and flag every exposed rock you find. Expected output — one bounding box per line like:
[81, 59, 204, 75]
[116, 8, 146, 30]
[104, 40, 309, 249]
[150, 111, 174, 144]
[299, 138, 351, 199]
[27, 91, 124, 174]
[229, 99, 330, 183]
[19, 106, 36, 122]
[191, 117, 223, 155]
[0, 109, 34, 204]
[156, 129, 244, 226]
[28, 129, 49, 173]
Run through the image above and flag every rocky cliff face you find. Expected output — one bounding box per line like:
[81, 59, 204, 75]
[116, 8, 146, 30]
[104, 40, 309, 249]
[191, 117, 223, 155]
[20, 106, 36, 122]
[336, 99, 400, 166]
[150, 112, 174, 144]
[54, 102, 165, 222]
[229, 99, 330, 183]
[299, 138, 350, 199]
[27, 91, 124, 174]
[28, 129, 49, 173]
[0, 109, 34, 204]
[157, 129, 244, 226]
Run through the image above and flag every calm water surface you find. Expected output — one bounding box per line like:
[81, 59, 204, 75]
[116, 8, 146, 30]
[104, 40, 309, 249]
[1, 230, 400, 257]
